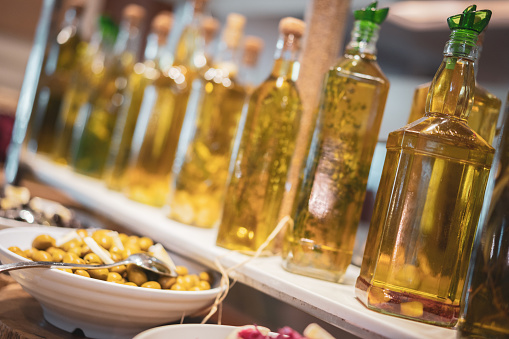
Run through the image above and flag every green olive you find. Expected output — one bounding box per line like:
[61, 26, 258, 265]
[84, 253, 103, 265]
[124, 282, 137, 287]
[51, 249, 66, 262]
[198, 281, 211, 290]
[189, 286, 201, 291]
[8, 246, 27, 258]
[59, 268, 73, 273]
[32, 234, 56, 250]
[118, 233, 129, 244]
[62, 239, 80, 252]
[62, 252, 80, 264]
[126, 265, 148, 286]
[110, 252, 123, 262]
[23, 248, 39, 260]
[138, 237, 153, 251]
[80, 244, 92, 256]
[76, 229, 89, 238]
[32, 250, 53, 262]
[106, 272, 124, 283]
[199, 272, 213, 284]
[109, 265, 126, 276]
[141, 281, 161, 289]
[74, 269, 90, 278]
[171, 284, 186, 291]
[158, 276, 176, 289]
[175, 266, 188, 276]
[93, 232, 112, 250]
[88, 268, 109, 280]
[67, 246, 82, 257]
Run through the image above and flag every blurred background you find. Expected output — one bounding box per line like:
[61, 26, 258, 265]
[0, 0, 507, 139]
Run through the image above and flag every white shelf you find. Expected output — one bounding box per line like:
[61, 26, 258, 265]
[25, 155, 456, 339]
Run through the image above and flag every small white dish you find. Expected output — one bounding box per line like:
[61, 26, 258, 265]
[134, 324, 237, 339]
[0, 226, 222, 339]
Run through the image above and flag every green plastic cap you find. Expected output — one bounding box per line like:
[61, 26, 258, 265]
[353, 1, 389, 25]
[447, 5, 492, 34]
[98, 15, 119, 46]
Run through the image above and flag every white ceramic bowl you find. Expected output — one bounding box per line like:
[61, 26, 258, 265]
[0, 227, 222, 339]
[134, 324, 237, 339]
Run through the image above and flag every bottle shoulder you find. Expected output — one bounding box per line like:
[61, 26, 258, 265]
[474, 85, 502, 107]
[389, 115, 495, 164]
[330, 54, 389, 86]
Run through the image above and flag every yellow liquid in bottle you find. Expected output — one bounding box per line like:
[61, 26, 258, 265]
[216, 59, 303, 253]
[125, 71, 194, 206]
[124, 23, 203, 207]
[407, 83, 501, 144]
[71, 55, 134, 178]
[356, 57, 494, 326]
[283, 53, 389, 282]
[168, 72, 247, 227]
[28, 32, 83, 155]
[103, 68, 149, 190]
[52, 46, 106, 165]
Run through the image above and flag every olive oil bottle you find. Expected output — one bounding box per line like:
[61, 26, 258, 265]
[458, 93, 509, 338]
[282, 2, 390, 283]
[202, 16, 220, 64]
[103, 12, 173, 191]
[355, 6, 494, 326]
[167, 13, 247, 228]
[51, 16, 118, 165]
[124, 0, 208, 207]
[27, 2, 84, 155]
[71, 5, 146, 178]
[216, 17, 306, 253]
[407, 34, 501, 145]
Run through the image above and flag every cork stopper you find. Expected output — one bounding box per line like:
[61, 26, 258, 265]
[242, 36, 264, 66]
[222, 13, 246, 49]
[279, 17, 306, 38]
[151, 11, 173, 44]
[202, 16, 220, 45]
[122, 4, 147, 26]
[193, 0, 209, 13]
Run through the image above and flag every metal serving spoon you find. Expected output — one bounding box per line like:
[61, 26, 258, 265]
[0, 253, 178, 277]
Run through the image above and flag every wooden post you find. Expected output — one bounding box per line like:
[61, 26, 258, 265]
[278, 0, 350, 239]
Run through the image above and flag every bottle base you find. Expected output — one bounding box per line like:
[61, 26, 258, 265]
[355, 276, 459, 327]
[282, 259, 345, 283]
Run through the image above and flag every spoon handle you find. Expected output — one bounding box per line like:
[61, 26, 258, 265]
[0, 260, 124, 273]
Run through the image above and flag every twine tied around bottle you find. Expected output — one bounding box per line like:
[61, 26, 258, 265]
[198, 215, 294, 324]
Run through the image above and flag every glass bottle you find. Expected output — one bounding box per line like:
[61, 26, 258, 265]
[52, 16, 118, 165]
[216, 17, 306, 253]
[71, 5, 146, 178]
[167, 13, 247, 228]
[282, 2, 390, 283]
[103, 12, 174, 191]
[239, 35, 264, 92]
[457, 93, 509, 338]
[355, 6, 494, 326]
[124, 0, 208, 207]
[407, 34, 501, 145]
[27, 2, 84, 155]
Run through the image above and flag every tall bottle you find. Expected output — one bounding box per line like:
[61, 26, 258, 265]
[355, 6, 494, 326]
[239, 36, 264, 92]
[216, 17, 305, 253]
[407, 34, 501, 144]
[167, 13, 247, 228]
[27, 1, 85, 155]
[282, 2, 390, 283]
[458, 94, 509, 337]
[124, 0, 208, 207]
[104, 12, 174, 191]
[51, 16, 118, 165]
[71, 5, 146, 178]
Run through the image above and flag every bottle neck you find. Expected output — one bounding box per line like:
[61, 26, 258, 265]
[113, 20, 142, 66]
[173, 4, 205, 68]
[271, 33, 301, 81]
[345, 20, 380, 58]
[426, 31, 478, 120]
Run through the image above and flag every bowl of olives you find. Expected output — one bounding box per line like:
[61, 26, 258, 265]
[0, 226, 222, 339]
